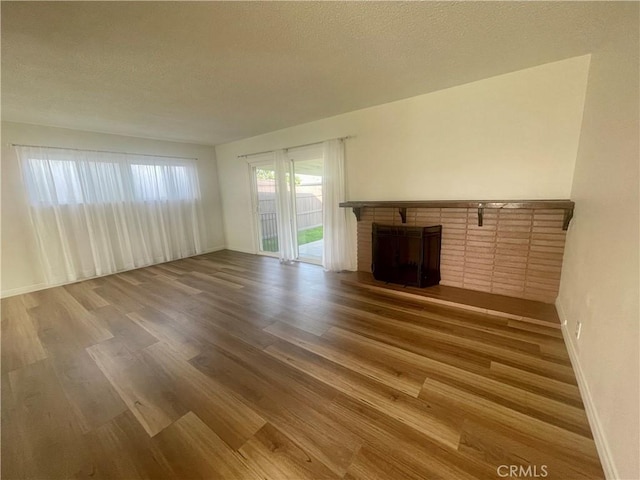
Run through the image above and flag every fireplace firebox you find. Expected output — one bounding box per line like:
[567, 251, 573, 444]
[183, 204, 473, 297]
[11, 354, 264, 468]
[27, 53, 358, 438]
[372, 224, 442, 288]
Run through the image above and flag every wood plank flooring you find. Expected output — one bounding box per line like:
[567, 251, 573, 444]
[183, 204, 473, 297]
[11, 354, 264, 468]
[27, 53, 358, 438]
[341, 271, 561, 327]
[1, 250, 604, 479]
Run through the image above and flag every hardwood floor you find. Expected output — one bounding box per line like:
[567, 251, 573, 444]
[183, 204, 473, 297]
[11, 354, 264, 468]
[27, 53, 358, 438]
[340, 271, 561, 327]
[1, 250, 604, 479]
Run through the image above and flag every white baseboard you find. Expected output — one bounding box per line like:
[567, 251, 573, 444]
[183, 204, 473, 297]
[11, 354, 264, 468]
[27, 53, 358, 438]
[201, 245, 227, 254]
[0, 282, 50, 298]
[225, 246, 258, 255]
[556, 301, 619, 480]
[0, 246, 227, 299]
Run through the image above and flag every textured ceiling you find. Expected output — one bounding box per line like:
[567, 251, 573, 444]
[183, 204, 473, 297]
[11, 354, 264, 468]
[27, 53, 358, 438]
[1, 1, 635, 146]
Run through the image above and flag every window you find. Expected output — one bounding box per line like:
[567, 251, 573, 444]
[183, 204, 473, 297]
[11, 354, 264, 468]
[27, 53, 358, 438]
[17, 145, 207, 285]
[131, 164, 193, 201]
[26, 158, 125, 204]
[23, 151, 199, 205]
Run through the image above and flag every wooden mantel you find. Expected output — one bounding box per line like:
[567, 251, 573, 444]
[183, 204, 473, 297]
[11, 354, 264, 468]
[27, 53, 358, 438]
[340, 199, 575, 230]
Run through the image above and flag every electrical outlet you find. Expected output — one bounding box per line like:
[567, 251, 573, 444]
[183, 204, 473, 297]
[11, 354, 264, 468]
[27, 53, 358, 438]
[575, 321, 583, 339]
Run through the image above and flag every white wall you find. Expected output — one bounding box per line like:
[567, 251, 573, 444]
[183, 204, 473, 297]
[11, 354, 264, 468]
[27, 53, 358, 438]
[1, 122, 225, 296]
[556, 12, 639, 480]
[215, 55, 590, 253]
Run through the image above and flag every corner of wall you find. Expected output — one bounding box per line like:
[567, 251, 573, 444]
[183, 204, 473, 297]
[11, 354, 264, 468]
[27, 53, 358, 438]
[555, 299, 619, 480]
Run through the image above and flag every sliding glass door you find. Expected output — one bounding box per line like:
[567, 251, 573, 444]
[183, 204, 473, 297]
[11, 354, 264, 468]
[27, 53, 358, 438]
[250, 153, 323, 264]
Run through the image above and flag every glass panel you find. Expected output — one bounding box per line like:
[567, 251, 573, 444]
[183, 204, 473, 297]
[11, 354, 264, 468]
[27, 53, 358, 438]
[131, 164, 195, 201]
[293, 158, 323, 262]
[27, 158, 85, 204]
[26, 157, 197, 205]
[254, 165, 279, 253]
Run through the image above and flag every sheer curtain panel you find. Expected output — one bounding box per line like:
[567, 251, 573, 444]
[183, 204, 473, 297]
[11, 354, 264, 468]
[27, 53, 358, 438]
[322, 139, 357, 271]
[17, 146, 207, 285]
[274, 149, 297, 263]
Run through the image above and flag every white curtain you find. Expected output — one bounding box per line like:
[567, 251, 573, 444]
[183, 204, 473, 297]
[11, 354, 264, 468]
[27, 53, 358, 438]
[17, 146, 207, 285]
[322, 139, 356, 271]
[273, 149, 297, 263]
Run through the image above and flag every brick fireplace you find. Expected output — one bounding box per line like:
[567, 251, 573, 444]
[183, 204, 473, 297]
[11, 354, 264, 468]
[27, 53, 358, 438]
[341, 200, 573, 304]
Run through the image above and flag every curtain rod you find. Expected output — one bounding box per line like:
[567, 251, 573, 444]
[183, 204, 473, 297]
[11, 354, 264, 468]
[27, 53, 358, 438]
[237, 135, 354, 159]
[10, 143, 198, 161]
